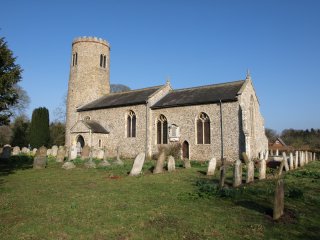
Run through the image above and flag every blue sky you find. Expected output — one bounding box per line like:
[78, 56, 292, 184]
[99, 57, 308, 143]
[1, 0, 319, 132]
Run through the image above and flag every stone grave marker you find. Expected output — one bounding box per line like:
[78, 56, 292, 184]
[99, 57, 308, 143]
[12, 146, 20, 156]
[276, 149, 279, 156]
[294, 151, 299, 169]
[51, 145, 58, 157]
[207, 157, 217, 176]
[153, 150, 166, 174]
[96, 149, 104, 159]
[98, 147, 111, 167]
[282, 152, 289, 171]
[47, 148, 52, 156]
[259, 159, 266, 180]
[81, 145, 90, 160]
[1, 145, 11, 159]
[56, 146, 66, 162]
[84, 159, 96, 168]
[32, 148, 37, 155]
[129, 152, 146, 176]
[33, 146, 47, 169]
[233, 160, 242, 187]
[69, 145, 77, 160]
[62, 161, 76, 170]
[246, 159, 254, 183]
[289, 153, 294, 170]
[114, 146, 124, 165]
[264, 150, 269, 160]
[183, 159, 191, 169]
[167, 155, 175, 172]
[273, 178, 284, 220]
[219, 158, 227, 188]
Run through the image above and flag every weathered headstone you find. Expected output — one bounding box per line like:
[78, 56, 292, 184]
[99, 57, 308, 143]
[62, 161, 76, 170]
[207, 157, 217, 176]
[21, 147, 30, 154]
[282, 152, 289, 171]
[1, 145, 11, 159]
[277, 160, 285, 178]
[300, 151, 305, 167]
[184, 159, 191, 169]
[305, 151, 309, 164]
[33, 146, 47, 169]
[167, 155, 175, 172]
[289, 153, 294, 170]
[81, 145, 90, 160]
[64, 147, 69, 158]
[51, 145, 58, 157]
[313, 152, 316, 161]
[246, 159, 254, 183]
[294, 151, 299, 169]
[47, 148, 52, 156]
[276, 149, 279, 156]
[259, 159, 266, 180]
[12, 146, 20, 156]
[153, 150, 166, 174]
[233, 160, 242, 187]
[32, 148, 37, 155]
[114, 146, 124, 165]
[219, 158, 227, 188]
[98, 147, 111, 167]
[270, 149, 274, 156]
[69, 145, 77, 160]
[56, 146, 66, 162]
[96, 149, 104, 159]
[129, 152, 146, 176]
[273, 179, 284, 220]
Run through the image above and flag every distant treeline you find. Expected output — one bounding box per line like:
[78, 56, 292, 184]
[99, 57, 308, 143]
[266, 128, 320, 151]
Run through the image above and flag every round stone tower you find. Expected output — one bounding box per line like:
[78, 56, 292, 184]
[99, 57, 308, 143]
[65, 36, 111, 146]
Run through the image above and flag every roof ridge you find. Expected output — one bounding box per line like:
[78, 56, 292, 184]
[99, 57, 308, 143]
[106, 85, 163, 96]
[172, 80, 245, 92]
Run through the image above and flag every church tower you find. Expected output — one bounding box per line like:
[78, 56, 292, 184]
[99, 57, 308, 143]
[65, 36, 110, 146]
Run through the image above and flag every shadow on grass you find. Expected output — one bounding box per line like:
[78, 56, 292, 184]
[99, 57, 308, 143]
[0, 155, 33, 177]
[235, 200, 273, 217]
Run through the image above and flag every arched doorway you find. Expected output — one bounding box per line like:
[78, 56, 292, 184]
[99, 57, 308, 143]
[76, 135, 85, 156]
[182, 141, 189, 159]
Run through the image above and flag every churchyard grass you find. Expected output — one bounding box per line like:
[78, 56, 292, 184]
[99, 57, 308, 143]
[0, 156, 319, 239]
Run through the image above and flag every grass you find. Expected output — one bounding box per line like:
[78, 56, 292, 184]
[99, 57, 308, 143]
[0, 156, 319, 240]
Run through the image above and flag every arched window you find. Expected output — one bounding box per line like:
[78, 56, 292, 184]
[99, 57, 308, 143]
[127, 110, 136, 138]
[157, 114, 168, 144]
[100, 54, 103, 67]
[98, 139, 102, 148]
[100, 54, 107, 68]
[103, 55, 106, 68]
[197, 112, 210, 144]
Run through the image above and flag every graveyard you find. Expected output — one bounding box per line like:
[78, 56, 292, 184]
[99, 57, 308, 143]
[0, 151, 319, 240]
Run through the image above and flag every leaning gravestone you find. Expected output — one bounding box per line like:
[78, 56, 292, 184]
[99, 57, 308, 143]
[207, 157, 217, 176]
[56, 146, 66, 162]
[1, 145, 11, 159]
[51, 145, 58, 157]
[33, 146, 47, 169]
[246, 159, 254, 183]
[184, 159, 191, 169]
[12, 146, 20, 156]
[129, 152, 146, 176]
[233, 160, 242, 187]
[81, 145, 90, 160]
[153, 150, 166, 174]
[62, 161, 76, 170]
[114, 146, 124, 165]
[167, 155, 175, 172]
[259, 159, 266, 180]
[282, 152, 289, 171]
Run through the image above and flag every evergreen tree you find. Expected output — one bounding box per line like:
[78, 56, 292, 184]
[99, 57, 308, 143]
[11, 115, 30, 147]
[29, 107, 50, 148]
[0, 37, 23, 125]
[49, 122, 65, 146]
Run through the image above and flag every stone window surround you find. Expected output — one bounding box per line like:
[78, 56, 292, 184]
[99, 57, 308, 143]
[156, 114, 168, 144]
[126, 110, 136, 138]
[195, 112, 211, 145]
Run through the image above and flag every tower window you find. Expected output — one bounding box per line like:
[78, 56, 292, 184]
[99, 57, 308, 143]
[100, 54, 107, 68]
[72, 52, 78, 66]
[157, 114, 168, 144]
[196, 112, 210, 144]
[127, 110, 136, 138]
[98, 139, 102, 148]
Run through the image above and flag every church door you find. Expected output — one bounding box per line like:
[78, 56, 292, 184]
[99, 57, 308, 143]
[182, 141, 189, 159]
[76, 135, 85, 156]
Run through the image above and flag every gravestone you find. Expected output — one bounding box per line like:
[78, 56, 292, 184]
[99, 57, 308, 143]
[98, 147, 111, 167]
[167, 155, 175, 172]
[65, 147, 69, 158]
[33, 146, 47, 169]
[233, 160, 242, 187]
[305, 151, 309, 164]
[294, 151, 299, 169]
[282, 152, 289, 171]
[259, 159, 266, 180]
[246, 160, 254, 183]
[273, 179, 284, 220]
[313, 152, 316, 161]
[114, 146, 124, 165]
[309, 152, 313, 162]
[270, 149, 274, 156]
[300, 151, 305, 167]
[184, 159, 191, 169]
[289, 153, 294, 170]
[259, 151, 264, 160]
[32, 148, 37, 155]
[21, 147, 30, 154]
[12, 146, 20, 156]
[1, 145, 11, 159]
[207, 157, 217, 176]
[84, 159, 96, 168]
[219, 158, 227, 188]
[277, 160, 285, 178]
[81, 145, 90, 160]
[153, 150, 166, 174]
[51, 145, 58, 157]
[96, 149, 104, 159]
[62, 161, 76, 170]
[47, 148, 52, 156]
[276, 149, 279, 156]
[69, 145, 77, 160]
[56, 146, 66, 162]
[264, 150, 269, 161]
[129, 152, 146, 176]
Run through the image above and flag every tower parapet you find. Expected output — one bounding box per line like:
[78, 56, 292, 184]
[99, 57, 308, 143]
[72, 36, 111, 48]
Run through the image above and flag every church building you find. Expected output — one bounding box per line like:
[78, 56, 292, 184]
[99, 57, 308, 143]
[65, 37, 268, 161]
